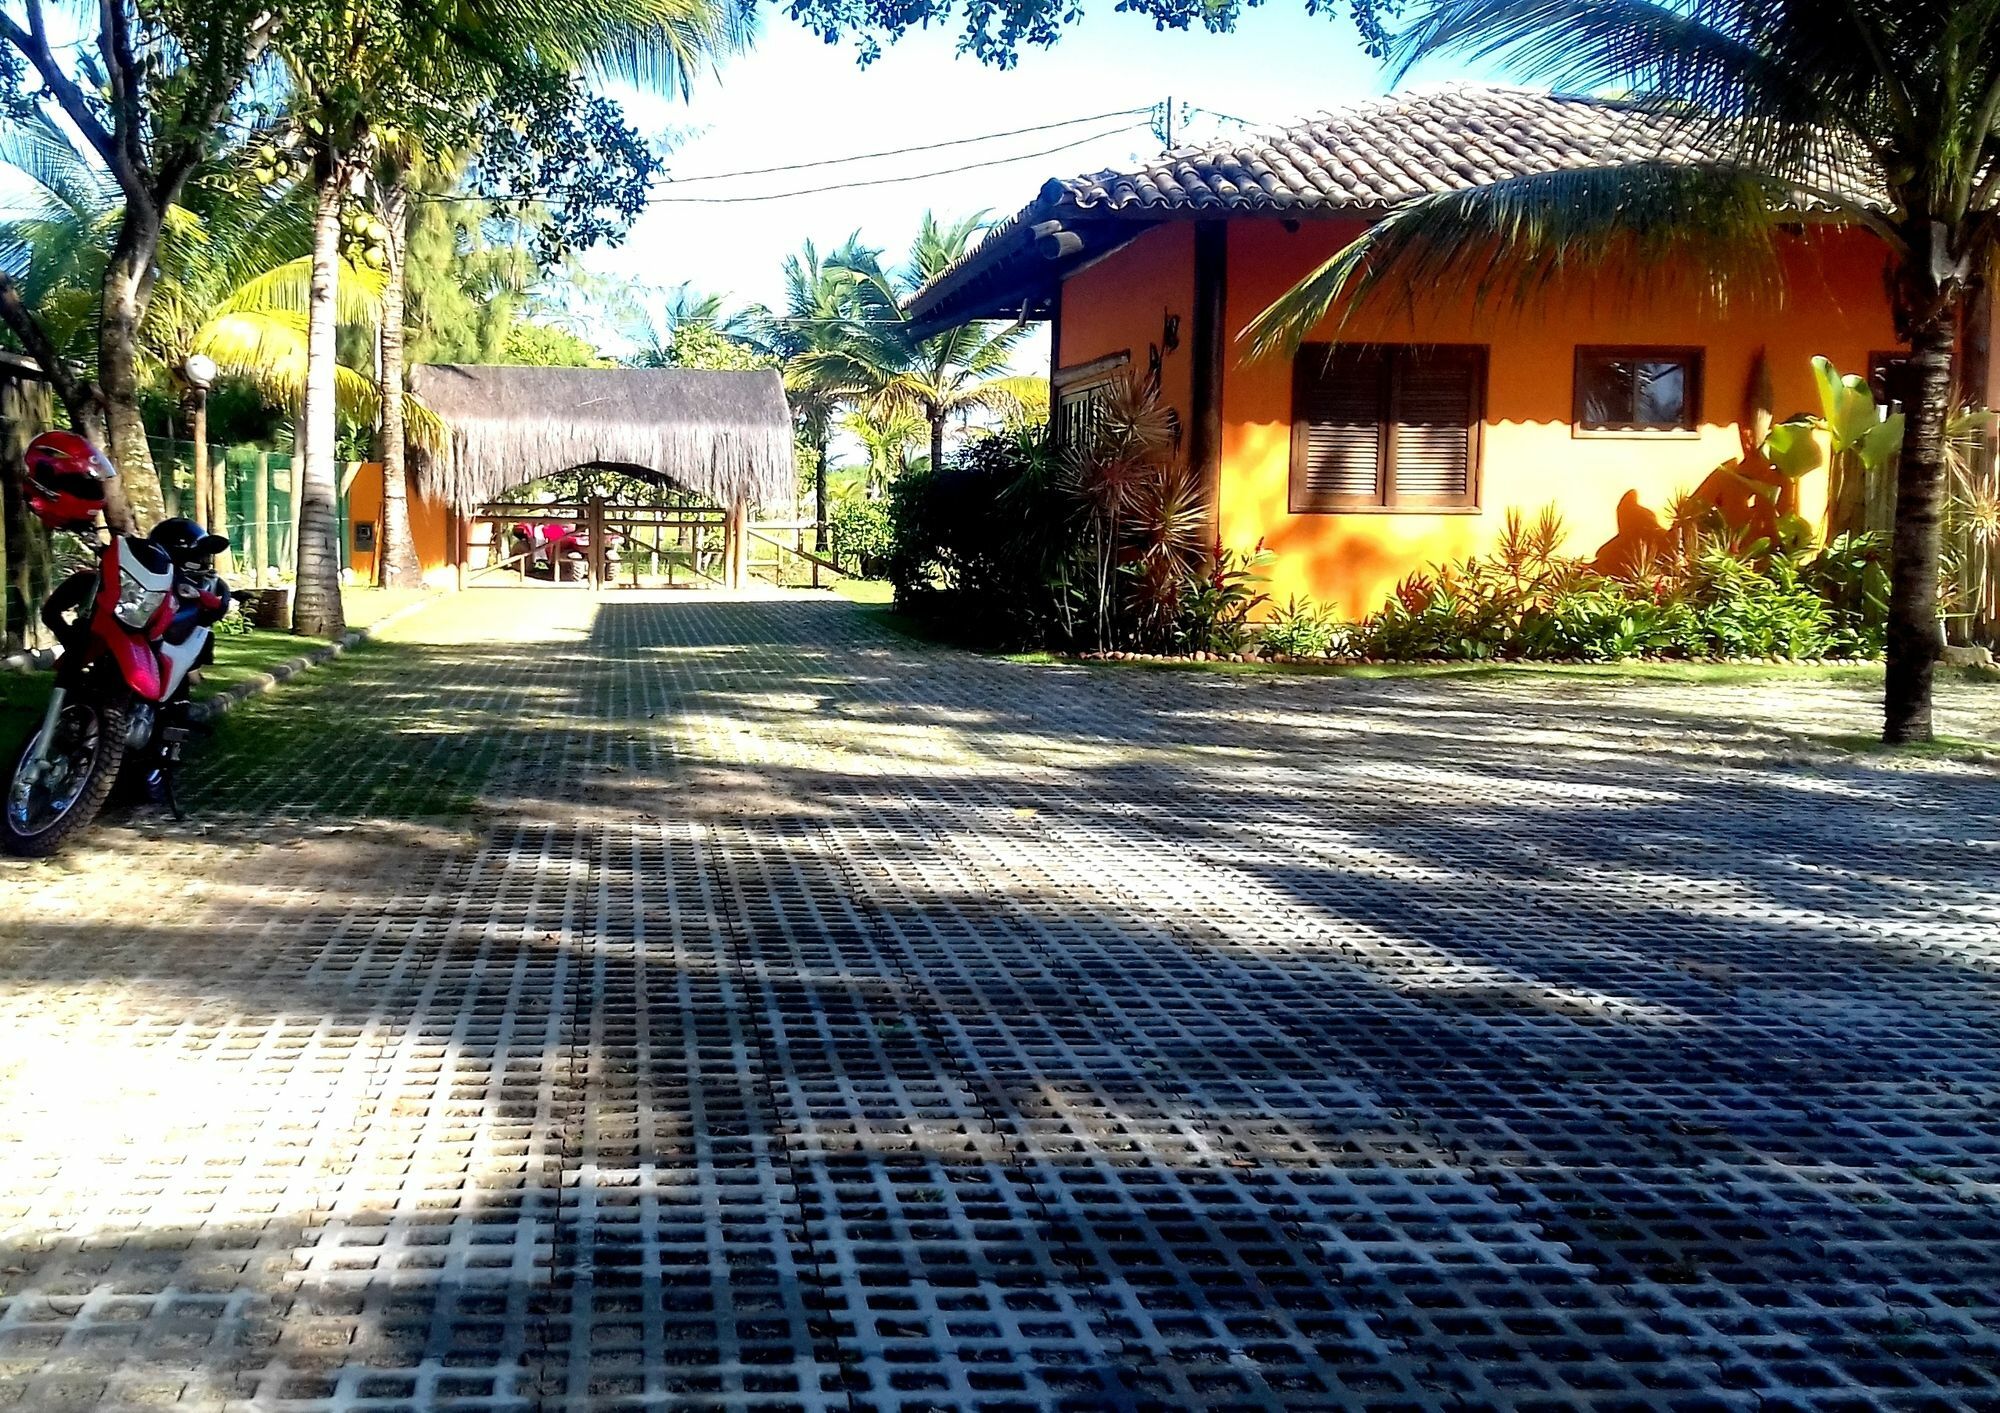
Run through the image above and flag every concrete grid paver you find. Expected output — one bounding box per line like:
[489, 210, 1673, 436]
[0, 589, 1997, 1411]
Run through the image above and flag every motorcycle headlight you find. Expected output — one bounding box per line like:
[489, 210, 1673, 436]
[113, 581, 167, 629]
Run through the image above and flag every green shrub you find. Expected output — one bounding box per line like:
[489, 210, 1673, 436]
[886, 430, 1077, 649]
[829, 496, 893, 577]
[1179, 547, 1272, 653]
[1258, 596, 1348, 658]
[1339, 505, 1888, 663]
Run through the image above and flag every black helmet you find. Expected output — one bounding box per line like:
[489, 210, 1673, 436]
[147, 517, 228, 564]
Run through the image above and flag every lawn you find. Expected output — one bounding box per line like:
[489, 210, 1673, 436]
[0, 626, 343, 747]
[831, 578, 894, 605]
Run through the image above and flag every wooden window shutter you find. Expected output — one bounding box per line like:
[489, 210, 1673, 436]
[1388, 347, 1482, 507]
[1291, 345, 1386, 510]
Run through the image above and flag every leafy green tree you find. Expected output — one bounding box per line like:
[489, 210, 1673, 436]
[1, 0, 281, 525]
[401, 176, 535, 366]
[1243, 0, 2000, 743]
[843, 405, 923, 495]
[501, 320, 612, 366]
[770, 0, 1388, 65]
[0, 117, 384, 433]
[279, 0, 739, 630]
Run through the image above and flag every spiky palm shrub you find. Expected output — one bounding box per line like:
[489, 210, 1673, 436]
[1247, 0, 2000, 742]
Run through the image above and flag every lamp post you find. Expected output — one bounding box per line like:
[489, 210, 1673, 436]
[179, 353, 230, 575]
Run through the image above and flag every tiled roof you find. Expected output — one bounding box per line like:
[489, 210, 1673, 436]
[1047, 84, 1742, 215]
[904, 83, 1872, 331]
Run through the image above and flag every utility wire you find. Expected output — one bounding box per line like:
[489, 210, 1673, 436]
[663, 105, 1153, 184]
[413, 114, 1148, 206]
[641, 121, 1147, 205]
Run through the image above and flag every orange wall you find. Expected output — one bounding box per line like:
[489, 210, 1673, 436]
[1059, 217, 1904, 616]
[343, 463, 456, 585]
[1056, 223, 1197, 433]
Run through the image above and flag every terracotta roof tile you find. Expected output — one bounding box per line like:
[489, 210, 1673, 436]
[904, 83, 1875, 328]
[1048, 84, 1763, 216]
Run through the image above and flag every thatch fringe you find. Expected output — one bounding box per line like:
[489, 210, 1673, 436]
[408, 365, 796, 511]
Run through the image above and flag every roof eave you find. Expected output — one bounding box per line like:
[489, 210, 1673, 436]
[902, 210, 1157, 338]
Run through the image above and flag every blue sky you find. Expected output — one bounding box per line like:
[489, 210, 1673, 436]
[589, 5, 1430, 335]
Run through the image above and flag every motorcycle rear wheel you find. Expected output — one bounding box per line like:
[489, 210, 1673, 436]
[2, 698, 128, 857]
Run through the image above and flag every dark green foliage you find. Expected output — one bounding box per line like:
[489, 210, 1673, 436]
[776, 0, 1392, 66]
[829, 496, 893, 576]
[1178, 547, 1272, 654]
[470, 71, 663, 265]
[1260, 596, 1348, 658]
[887, 430, 1073, 649]
[1341, 515, 1892, 663]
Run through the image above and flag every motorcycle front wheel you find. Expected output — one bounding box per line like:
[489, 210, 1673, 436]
[2, 696, 128, 857]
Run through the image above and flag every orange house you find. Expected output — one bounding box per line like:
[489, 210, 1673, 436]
[905, 84, 1938, 616]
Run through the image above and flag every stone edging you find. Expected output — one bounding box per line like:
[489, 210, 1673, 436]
[188, 594, 443, 723]
[0, 594, 442, 714]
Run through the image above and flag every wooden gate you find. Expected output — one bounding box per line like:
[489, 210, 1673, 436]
[457, 495, 733, 590]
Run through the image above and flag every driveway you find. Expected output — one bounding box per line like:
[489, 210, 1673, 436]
[2, 590, 1997, 1411]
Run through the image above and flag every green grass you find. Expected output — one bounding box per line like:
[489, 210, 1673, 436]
[1810, 731, 1998, 763]
[197, 637, 498, 817]
[0, 627, 341, 751]
[831, 578, 895, 605]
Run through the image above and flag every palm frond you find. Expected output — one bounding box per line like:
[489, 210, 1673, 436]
[943, 373, 1046, 419]
[0, 111, 116, 225]
[212, 255, 385, 326]
[1242, 160, 1787, 360]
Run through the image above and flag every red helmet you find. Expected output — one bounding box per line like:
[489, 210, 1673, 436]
[24, 431, 117, 530]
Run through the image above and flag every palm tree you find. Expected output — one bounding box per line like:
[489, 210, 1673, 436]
[366, 5, 746, 590]
[835, 213, 1042, 473]
[842, 405, 924, 495]
[0, 118, 385, 465]
[284, 0, 746, 623]
[1245, 0, 2000, 744]
[748, 237, 882, 547]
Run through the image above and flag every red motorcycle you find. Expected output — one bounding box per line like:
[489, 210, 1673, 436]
[4, 432, 231, 856]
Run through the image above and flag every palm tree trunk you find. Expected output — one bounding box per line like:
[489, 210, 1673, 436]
[292, 157, 348, 639]
[374, 172, 420, 588]
[1883, 313, 1955, 744]
[100, 210, 166, 530]
[929, 412, 945, 475]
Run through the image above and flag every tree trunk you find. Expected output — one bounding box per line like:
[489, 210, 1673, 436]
[292, 159, 348, 639]
[1883, 313, 1955, 744]
[374, 173, 420, 588]
[100, 210, 165, 530]
[929, 411, 945, 476]
[813, 426, 829, 552]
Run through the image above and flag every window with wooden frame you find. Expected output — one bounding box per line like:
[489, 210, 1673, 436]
[1290, 343, 1485, 512]
[1573, 346, 1703, 432]
[1053, 352, 1130, 447]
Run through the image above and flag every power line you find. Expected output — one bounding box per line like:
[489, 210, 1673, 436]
[642, 121, 1148, 205]
[664, 105, 1153, 184]
[412, 113, 1149, 207]
[1187, 104, 1265, 131]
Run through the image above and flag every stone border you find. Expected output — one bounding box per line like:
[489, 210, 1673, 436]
[0, 594, 443, 716]
[188, 594, 443, 722]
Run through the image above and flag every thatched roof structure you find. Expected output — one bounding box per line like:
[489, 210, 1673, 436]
[409, 365, 795, 510]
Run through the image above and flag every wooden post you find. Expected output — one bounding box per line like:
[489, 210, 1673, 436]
[253, 451, 271, 587]
[1189, 220, 1228, 558]
[725, 499, 746, 590]
[587, 495, 605, 592]
[454, 511, 467, 593]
